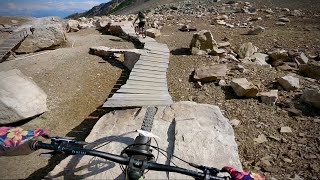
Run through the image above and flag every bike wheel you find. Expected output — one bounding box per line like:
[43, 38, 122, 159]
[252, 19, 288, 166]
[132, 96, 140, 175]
[141, 106, 157, 132]
[142, 29, 147, 38]
[135, 26, 139, 36]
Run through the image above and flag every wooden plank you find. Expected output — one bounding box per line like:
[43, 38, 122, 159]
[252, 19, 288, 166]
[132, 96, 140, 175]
[135, 61, 168, 68]
[145, 45, 168, 49]
[133, 64, 167, 72]
[111, 93, 171, 99]
[144, 51, 170, 56]
[103, 99, 173, 107]
[117, 88, 168, 94]
[131, 68, 167, 75]
[129, 76, 166, 83]
[129, 71, 166, 79]
[139, 57, 169, 64]
[141, 54, 169, 59]
[121, 84, 168, 91]
[145, 48, 169, 53]
[144, 46, 169, 51]
[140, 54, 169, 59]
[126, 80, 167, 87]
[139, 58, 169, 64]
[0, 49, 9, 53]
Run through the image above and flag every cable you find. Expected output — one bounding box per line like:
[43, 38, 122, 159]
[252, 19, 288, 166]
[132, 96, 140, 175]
[92, 131, 136, 150]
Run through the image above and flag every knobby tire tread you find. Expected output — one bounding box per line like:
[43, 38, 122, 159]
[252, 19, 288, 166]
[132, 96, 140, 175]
[141, 106, 157, 132]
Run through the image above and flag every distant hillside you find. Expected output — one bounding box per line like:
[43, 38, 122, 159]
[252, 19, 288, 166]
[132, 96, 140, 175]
[66, 0, 184, 19]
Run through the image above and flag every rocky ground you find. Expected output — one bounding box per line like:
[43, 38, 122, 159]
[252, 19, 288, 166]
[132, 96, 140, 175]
[155, 1, 320, 179]
[1, 0, 320, 179]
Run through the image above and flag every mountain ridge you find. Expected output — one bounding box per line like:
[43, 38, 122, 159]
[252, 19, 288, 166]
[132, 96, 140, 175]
[66, 0, 183, 19]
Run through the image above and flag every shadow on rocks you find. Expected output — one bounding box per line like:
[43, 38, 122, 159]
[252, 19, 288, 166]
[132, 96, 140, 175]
[292, 94, 320, 117]
[170, 48, 191, 56]
[26, 56, 132, 179]
[26, 106, 114, 179]
[221, 86, 244, 100]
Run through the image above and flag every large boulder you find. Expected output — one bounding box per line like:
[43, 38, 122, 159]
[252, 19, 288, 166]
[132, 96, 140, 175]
[109, 22, 131, 36]
[237, 42, 257, 59]
[0, 69, 47, 124]
[48, 102, 242, 179]
[253, 53, 271, 67]
[299, 60, 320, 80]
[277, 75, 300, 91]
[193, 64, 227, 83]
[301, 88, 320, 109]
[146, 28, 161, 38]
[190, 30, 217, 51]
[231, 78, 259, 97]
[66, 20, 79, 32]
[15, 18, 67, 53]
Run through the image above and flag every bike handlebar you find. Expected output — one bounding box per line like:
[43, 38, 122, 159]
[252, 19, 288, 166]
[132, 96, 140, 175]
[32, 141, 228, 180]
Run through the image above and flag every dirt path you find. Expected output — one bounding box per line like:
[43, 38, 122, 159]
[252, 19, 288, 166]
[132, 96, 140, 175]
[0, 28, 134, 179]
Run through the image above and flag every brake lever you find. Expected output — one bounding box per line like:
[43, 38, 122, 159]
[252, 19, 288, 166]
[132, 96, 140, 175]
[189, 163, 230, 180]
[50, 137, 88, 146]
[39, 151, 62, 158]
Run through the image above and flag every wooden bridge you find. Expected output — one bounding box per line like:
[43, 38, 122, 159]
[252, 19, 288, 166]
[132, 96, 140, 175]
[103, 25, 173, 107]
[0, 29, 31, 63]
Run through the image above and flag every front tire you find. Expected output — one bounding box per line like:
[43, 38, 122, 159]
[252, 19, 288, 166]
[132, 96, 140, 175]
[141, 106, 157, 132]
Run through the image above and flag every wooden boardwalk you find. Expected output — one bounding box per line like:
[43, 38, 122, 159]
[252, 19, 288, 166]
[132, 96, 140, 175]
[0, 29, 30, 63]
[103, 26, 173, 107]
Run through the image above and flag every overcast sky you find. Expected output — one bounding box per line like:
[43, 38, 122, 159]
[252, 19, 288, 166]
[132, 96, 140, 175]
[0, 0, 108, 18]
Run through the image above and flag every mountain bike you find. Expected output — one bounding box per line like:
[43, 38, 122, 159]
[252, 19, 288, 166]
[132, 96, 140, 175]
[134, 23, 147, 38]
[32, 107, 230, 180]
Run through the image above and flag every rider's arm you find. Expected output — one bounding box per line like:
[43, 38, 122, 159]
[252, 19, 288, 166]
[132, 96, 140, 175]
[222, 166, 265, 180]
[0, 127, 49, 156]
[133, 16, 138, 24]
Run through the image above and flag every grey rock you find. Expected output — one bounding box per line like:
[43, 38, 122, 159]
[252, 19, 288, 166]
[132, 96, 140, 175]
[230, 119, 241, 127]
[78, 22, 91, 29]
[232, 64, 246, 73]
[209, 47, 226, 56]
[247, 26, 265, 35]
[237, 42, 257, 59]
[295, 52, 309, 65]
[219, 80, 227, 86]
[146, 28, 161, 38]
[268, 49, 290, 66]
[0, 69, 47, 124]
[280, 126, 292, 133]
[276, 22, 286, 26]
[218, 42, 231, 48]
[48, 102, 243, 179]
[15, 18, 67, 53]
[290, 10, 303, 17]
[253, 53, 271, 67]
[66, 20, 79, 32]
[194, 64, 228, 83]
[109, 22, 131, 36]
[279, 17, 290, 22]
[301, 88, 320, 109]
[191, 47, 208, 55]
[254, 134, 268, 144]
[190, 30, 217, 51]
[231, 78, 259, 97]
[278, 75, 300, 91]
[299, 60, 320, 80]
[258, 90, 278, 105]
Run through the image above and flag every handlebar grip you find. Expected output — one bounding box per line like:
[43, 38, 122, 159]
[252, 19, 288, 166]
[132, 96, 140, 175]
[32, 141, 59, 151]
